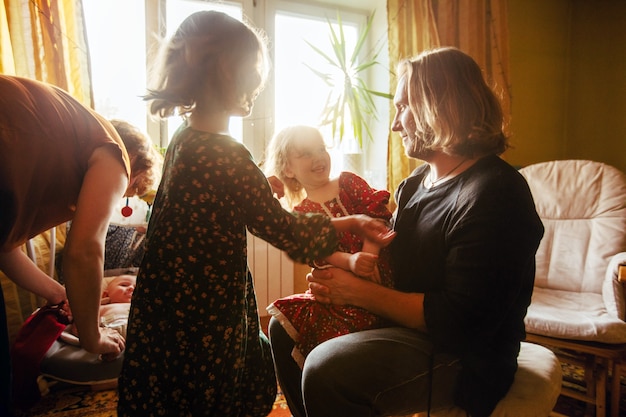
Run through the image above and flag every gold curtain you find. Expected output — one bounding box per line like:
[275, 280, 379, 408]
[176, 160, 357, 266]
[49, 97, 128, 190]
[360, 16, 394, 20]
[0, 0, 92, 107]
[386, 0, 510, 196]
[0, 0, 91, 343]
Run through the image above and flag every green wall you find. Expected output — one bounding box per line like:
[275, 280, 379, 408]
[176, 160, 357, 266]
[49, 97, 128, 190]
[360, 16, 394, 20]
[507, 0, 626, 173]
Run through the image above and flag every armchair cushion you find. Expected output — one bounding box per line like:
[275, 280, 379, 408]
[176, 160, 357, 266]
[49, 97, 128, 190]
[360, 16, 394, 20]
[520, 160, 626, 344]
[525, 287, 626, 343]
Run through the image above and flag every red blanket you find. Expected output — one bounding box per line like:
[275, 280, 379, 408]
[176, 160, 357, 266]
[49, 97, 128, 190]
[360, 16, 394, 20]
[10, 302, 70, 407]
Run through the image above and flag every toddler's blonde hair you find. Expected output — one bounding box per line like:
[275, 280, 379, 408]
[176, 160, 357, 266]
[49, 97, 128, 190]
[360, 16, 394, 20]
[264, 125, 325, 209]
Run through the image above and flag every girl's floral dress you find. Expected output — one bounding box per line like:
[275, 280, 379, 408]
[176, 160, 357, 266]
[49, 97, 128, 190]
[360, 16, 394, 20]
[118, 124, 339, 417]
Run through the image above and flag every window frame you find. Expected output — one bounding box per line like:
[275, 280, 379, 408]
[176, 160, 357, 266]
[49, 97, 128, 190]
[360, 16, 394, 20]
[139, 0, 389, 174]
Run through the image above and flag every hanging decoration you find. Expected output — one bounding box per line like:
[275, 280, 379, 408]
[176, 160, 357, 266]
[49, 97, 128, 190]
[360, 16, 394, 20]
[121, 197, 133, 217]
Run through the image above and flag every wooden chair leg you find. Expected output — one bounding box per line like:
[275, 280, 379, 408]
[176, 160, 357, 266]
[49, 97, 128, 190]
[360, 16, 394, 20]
[583, 355, 597, 417]
[595, 360, 607, 417]
[611, 361, 624, 417]
[585, 355, 596, 399]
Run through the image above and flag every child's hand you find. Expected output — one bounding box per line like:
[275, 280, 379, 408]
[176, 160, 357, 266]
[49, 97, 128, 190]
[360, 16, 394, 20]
[349, 215, 396, 247]
[349, 252, 379, 280]
[267, 175, 285, 199]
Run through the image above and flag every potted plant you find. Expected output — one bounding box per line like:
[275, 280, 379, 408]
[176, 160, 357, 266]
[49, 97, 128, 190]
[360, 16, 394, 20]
[305, 11, 392, 150]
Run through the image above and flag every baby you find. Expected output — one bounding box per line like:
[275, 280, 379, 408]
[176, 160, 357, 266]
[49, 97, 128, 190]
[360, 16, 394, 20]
[97, 274, 135, 338]
[63, 275, 135, 344]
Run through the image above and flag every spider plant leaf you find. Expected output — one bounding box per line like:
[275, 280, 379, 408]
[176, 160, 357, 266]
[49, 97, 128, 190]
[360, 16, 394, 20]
[329, 36, 347, 72]
[354, 60, 378, 73]
[345, 87, 363, 144]
[330, 14, 347, 69]
[303, 63, 335, 87]
[305, 9, 392, 147]
[304, 40, 340, 69]
[361, 119, 375, 146]
[364, 88, 394, 99]
[356, 80, 378, 106]
[350, 13, 375, 65]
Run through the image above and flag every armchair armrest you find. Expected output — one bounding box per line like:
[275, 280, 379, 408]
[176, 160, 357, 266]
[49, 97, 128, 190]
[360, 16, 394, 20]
[603, 252, 626, 320]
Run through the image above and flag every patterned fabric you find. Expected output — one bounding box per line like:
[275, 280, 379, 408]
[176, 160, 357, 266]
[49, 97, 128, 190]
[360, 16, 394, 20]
[118, 125, 339, 417]
[103, 225, 146, 271]
[268, 171, 394, 366]
[295, 172, 392, 256]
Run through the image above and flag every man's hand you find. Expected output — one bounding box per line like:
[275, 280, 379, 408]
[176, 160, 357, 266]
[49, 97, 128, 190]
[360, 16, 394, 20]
[307, 267, 428, 330]
[307, 267, 366, 306]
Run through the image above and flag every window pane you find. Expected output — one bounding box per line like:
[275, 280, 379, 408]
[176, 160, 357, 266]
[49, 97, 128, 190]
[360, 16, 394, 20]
[166, 1, 241, 37]
[83, 1, 146, 130]
[165, 1, 243, 142]
[274, 12, 358, 177]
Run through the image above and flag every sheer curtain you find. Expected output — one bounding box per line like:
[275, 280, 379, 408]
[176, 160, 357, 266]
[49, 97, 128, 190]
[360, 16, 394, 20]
[0, 0, 92, 106]
[386, 0, 510, 195]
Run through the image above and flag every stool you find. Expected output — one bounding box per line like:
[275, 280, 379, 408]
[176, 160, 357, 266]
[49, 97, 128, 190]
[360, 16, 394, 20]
[415, 342, 562, 417]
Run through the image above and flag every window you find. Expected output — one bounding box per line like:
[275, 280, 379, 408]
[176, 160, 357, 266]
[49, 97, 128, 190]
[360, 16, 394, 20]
[83, 0, 388, 186]
[163, 1, 244, 143]
[273, 7, 359, 179]
[83, 0, 146, 131]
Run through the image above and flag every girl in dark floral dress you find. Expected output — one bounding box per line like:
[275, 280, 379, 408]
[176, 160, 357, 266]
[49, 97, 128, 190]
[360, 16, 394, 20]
[264, 125, 394, 367]
[117, 12, 394, 417]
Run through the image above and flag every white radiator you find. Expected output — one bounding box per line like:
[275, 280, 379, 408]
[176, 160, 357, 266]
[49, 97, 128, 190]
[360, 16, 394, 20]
[247, 234, 293, 317]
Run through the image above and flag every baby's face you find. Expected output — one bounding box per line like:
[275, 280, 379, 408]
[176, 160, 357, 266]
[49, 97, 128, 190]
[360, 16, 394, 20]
[106, 275, 136, 303]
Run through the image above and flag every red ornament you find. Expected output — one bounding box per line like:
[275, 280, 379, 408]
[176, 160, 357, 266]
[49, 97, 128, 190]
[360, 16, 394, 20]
[121, 198, 133, 217]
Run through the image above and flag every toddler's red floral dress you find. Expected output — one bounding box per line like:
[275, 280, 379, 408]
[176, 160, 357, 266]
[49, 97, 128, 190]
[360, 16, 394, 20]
[267, 171, 393, 367]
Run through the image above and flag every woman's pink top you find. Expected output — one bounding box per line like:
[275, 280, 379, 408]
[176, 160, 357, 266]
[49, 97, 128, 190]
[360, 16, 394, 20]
[0, 75, 130, 251]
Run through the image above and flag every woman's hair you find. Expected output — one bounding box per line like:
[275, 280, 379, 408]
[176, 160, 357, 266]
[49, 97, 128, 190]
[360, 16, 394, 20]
[110, 119, 163, 197]
[145, 10, 270, 118]
[264, 125, 324, 209]
[397, 47, 508, 157]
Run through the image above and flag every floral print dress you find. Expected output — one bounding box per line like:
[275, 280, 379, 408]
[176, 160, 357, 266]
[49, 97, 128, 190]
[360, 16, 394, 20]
[117, 125, 339, 417]
[266, 172, 393, 367]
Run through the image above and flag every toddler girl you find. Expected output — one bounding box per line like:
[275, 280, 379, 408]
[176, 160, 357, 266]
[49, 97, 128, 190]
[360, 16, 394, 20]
[264, 125, 394, 366]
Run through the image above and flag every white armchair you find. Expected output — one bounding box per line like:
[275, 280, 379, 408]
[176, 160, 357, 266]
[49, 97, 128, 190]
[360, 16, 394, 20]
[519, 160, 626, 417]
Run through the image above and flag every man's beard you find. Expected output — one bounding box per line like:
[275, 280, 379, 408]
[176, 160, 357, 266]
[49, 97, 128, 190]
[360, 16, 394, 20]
[405, 133, 434, 160]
